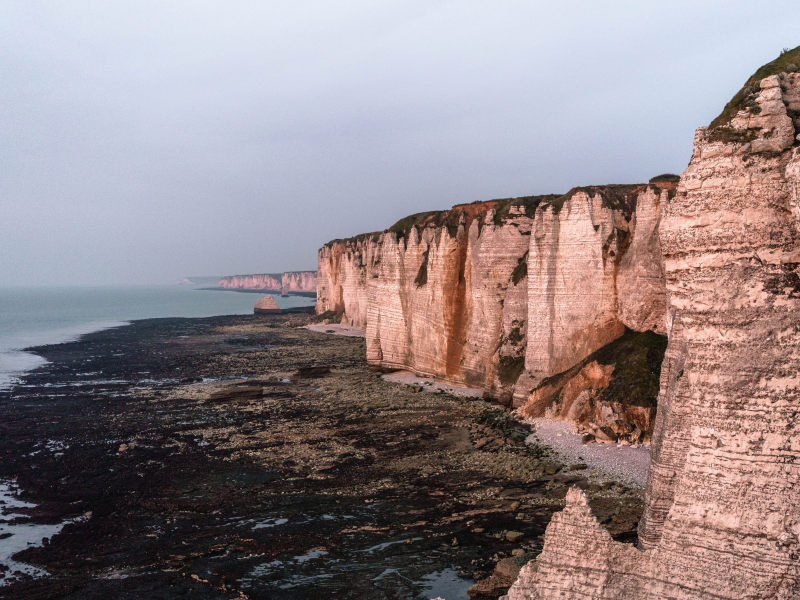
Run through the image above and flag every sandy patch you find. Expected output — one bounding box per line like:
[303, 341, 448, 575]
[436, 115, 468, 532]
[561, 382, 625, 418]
[304, 324, 366, 337]
[524, 418, 650, 487]
[382, 371, 484, 398]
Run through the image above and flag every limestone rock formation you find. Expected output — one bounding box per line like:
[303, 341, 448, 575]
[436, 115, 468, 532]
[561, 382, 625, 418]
[220, 273, 282, 291]
[220, 271, 318, 296]
[316, 188, 669, 440]
[280, 271, 317, 296]
[516, 330, 666, 444]
[504, 48, 800, 600]
[254, 295, 280, 314]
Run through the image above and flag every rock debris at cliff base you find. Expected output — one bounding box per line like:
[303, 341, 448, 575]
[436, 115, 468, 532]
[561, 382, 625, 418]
[0, 313, 642, 599]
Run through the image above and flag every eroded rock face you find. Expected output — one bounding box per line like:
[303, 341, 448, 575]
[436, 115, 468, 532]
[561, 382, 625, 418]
[317, 187, 668, 432]
[505, 58, 800, 600]
[280, 271, 317, 296]
[519, 186, 667, 402]
[365, 202, 534, 389]
[316, 235, 379, 328]
[220, 272, 318, 295]
[219, 273, 282, 290]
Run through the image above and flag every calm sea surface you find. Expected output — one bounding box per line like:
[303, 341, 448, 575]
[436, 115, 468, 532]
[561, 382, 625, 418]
[0, 285, 315, 390]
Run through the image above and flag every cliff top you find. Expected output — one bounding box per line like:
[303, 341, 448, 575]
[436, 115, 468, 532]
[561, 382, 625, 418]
[709, 44, 800, 130]
[221, 273, 284, 280]
[543, 184, 645, 216]
[322, 182, 674, 247]
[387, 194, 561, 238]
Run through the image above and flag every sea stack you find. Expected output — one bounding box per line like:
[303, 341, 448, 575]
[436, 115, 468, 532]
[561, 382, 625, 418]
[254, 295, 281, 314]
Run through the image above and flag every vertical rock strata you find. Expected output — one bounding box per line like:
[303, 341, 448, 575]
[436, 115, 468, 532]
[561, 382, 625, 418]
[505, 60, 800, 599]
[280, 271, 317, 296]
[317, 187, 669, 437]
[317, 234, 380, 329]
[219, 273, 282, 290]
[219, 271, 317, 294]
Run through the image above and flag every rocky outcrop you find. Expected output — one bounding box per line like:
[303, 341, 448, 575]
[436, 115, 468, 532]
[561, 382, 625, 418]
[280, 271, 317, 296]
[516, 330, 666, 444]
[505, 49, 800, 600]
[317, 187, 669, 441]
[219, 273, 282, 291]
[254, 295, 280, 314]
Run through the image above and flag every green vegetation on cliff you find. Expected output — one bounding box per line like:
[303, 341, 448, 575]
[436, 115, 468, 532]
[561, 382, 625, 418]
[709, 44, 800, 131]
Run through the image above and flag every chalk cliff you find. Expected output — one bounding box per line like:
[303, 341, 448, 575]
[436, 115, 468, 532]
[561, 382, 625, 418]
[219, 271, 317, 295]
[219, 273, 282, 291]
[280, 271, 317, 296]
[317, 234, 380, 329]
[505, 50, 800, 599]
[317, 185, 670, 442]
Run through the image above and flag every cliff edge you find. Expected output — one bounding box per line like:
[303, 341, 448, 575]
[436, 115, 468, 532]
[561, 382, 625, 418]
[505, 46, 800, 600]
[317, 185, 670, 443]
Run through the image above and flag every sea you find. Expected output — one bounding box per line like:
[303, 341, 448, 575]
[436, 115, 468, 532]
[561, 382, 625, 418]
[0, 284, 315, 391]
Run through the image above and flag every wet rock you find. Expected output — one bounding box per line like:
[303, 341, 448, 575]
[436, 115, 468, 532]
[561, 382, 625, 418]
[505, 531, 524, 543]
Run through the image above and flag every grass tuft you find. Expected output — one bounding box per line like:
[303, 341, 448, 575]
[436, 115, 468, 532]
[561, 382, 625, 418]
[709, 45, 800, 131]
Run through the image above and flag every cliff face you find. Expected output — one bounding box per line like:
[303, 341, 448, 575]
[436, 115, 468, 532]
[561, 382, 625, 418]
[317, 186, 669, 441]
[219, 273, 282, 290]
[281, 271, 317, 296]
[316, 235, 379, 329]
[505, 57, 800, 599]
[365, 201, 535, 388]
[219, 271, 317, 295]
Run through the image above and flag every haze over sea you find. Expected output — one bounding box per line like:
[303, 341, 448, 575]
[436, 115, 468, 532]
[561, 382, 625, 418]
[0, 284, 315, 390]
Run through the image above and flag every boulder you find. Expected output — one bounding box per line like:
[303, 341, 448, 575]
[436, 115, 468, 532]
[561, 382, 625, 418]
[254, 295, 281, 314]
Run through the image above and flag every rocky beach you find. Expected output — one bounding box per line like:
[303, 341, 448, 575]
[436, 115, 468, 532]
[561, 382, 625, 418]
[0, 313, 642, 599]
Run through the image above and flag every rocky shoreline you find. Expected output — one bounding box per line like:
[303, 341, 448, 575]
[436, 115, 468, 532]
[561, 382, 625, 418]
[0, 313, 642, 599]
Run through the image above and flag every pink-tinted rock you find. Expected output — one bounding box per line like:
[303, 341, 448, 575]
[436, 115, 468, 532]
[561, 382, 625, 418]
[253, 295, 280, 314]
[280, 271, 317, 296]
[504, 52, 800, 600]
[220, 273, 282, 290]
[317, 189, 668, 419]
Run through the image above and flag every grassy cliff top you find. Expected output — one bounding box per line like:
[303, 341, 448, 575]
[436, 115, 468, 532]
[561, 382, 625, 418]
[542, 184, 646, 216]
[709, 44, 800, 130]
[322, 185, 657, 247]
[386, 194, 564, 238]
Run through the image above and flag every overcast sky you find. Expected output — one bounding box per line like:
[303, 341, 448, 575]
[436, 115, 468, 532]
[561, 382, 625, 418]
[1, 1, 798, 286]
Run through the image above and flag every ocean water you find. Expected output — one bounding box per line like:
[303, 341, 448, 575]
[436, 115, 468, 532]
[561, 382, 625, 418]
[0, 285, 315, 390]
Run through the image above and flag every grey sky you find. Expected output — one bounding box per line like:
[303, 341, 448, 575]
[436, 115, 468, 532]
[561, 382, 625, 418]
[1, 1, 798, 286]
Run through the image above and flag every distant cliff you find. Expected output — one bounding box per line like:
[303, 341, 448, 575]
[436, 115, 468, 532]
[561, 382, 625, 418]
[219, 273, 282, 291]
[219, 271, 317, 296]
[280, 271, 317, 296]
[317, 182, 673, 443]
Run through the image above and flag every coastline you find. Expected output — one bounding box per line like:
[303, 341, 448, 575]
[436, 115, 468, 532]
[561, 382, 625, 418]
[309, 326, 651, 489]
[0, 286, 316, 392]
[199, 287, 318, 298]
[0, 313, 643, 597]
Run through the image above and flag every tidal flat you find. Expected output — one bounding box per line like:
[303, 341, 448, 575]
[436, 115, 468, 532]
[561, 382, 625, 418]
[0, 314, 643, 599]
